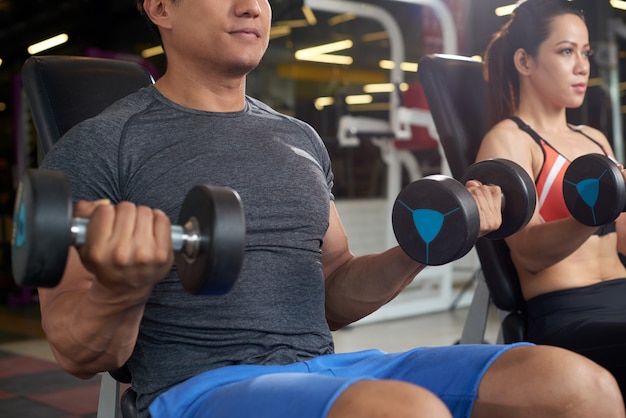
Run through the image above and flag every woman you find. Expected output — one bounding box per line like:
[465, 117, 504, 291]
[476, 0, 626, 399]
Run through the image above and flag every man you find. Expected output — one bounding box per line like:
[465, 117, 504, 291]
[37, 0, 624, 417]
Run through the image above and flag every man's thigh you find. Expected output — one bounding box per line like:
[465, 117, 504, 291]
[186, 372, 363, 418]
[150, 345, 526, 418]
[307, 345, 527, 417]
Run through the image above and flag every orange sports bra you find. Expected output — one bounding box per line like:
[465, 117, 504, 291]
[510, 116, 616, 235]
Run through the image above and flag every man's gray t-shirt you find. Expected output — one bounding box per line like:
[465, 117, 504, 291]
[41, 85, 336, 415]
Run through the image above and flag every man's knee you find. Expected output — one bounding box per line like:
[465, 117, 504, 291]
[328, 379, 451, 418]
[474, 345, 625, 418]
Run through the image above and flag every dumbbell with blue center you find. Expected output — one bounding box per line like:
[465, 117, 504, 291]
[11, 169, 246, 295]
[392, 159, 536, 265]
[562, 153, 626, 226]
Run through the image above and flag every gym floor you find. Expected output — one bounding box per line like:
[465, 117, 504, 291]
[0, 292, 500, 418]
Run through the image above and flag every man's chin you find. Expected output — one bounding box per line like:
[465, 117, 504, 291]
[228, 60, 262, 77]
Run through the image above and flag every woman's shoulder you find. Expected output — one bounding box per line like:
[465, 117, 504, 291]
[570, 123, 606, 138]
[570, 123, 613, 148]
[477, 117, 541, 164]
[483, 118, 527, 143]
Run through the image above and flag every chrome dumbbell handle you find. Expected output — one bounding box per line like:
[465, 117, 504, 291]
[70, 217, 203, 261]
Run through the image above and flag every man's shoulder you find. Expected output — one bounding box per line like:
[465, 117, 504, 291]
[46, 86, 156, 154]
[245, 96, 314, 133]
[61, 86, 166, 143]
[97, 86, 157, 122]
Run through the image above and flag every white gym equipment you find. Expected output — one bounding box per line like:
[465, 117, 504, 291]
[306, 0, 478, 324]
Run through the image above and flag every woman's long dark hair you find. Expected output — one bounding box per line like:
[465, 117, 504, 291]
[483, 0, 585, 126]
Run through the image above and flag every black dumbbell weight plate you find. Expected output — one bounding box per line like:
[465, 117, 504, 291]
[12, 169, 73, 288]
[563, 153, 625, 226]
[392, 176, 480, 266]
[176, 185, 246, 295]
[462, 159, 536, 240]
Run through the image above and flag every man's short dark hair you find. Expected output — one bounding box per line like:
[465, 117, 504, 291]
[135, 0, 145, 16]
[135, 0, 162, 44]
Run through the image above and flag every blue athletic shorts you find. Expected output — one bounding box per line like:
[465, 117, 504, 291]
[149, 343, 530, 418]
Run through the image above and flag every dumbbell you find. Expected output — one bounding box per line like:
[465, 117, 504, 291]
[11, 169, 246, 295]
[563, 153, 626, 226]
[392, 158, 536, 265]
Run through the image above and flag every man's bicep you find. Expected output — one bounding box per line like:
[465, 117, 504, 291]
[321, 201, 354, 280]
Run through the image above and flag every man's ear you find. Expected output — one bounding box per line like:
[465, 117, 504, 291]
[513, 48, 532, 75]
[143, 0, 172, 29]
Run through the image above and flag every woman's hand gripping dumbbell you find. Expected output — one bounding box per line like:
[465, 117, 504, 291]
[392, 159, 536, 265]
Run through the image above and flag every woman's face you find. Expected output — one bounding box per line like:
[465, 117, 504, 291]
[525, 13, 591, 109]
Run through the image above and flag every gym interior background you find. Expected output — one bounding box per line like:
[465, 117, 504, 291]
[0, 0, 624, 329]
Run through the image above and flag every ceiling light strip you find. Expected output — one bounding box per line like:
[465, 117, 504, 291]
[295, 40, 353, 59]
[301, 6, 318, 25]
[379, 60, 418, 72]
[328, 13, 356, 26]
[611, 0, 626, 10]
[27, 33, 69, 55]
[496, 0, 574, 16]
[363, 83, 409, 93]
[296, 54, 353, 65]
[141, 45, 164, 58]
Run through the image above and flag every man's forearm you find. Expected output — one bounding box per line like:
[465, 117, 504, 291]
[41, 285, 147, 379]
[324, 247, 425, 330]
